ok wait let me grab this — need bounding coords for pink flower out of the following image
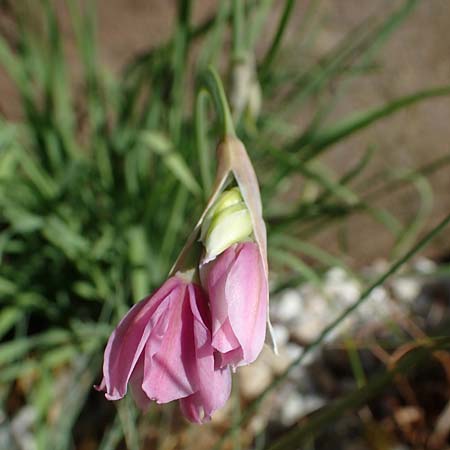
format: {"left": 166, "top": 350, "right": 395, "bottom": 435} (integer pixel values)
{"left": 96, "top": 275, "right": 231, "bottom": 423}
{"left": 201, "top": 242, "right": 268, "bottom": 368}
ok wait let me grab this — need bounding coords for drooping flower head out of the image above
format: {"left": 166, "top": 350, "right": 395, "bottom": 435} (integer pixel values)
{"left": 97, "top": 125, "right": 275, "bottom": 422}
{"left": 96, "top": 274, "right": 231, "bottom": 423}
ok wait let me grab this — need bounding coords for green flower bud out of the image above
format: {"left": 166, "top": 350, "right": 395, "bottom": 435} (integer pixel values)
{"left": 201, "top": 187, "right": 253, "bottom": 260}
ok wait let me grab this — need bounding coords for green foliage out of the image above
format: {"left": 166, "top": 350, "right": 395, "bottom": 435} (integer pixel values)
{"left": 1, "top": 0, "right": 450, "bottom": 448}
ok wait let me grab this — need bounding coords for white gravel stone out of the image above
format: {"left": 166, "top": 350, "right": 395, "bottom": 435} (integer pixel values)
{"left": 357, "top": 286, "right": 390, "bottom": 320}
{"left": 284, "top": 342, "right": 303, "bottom": 363}
{"left": 239, "top": 359, "right": 273, "bottom": 399}
{"left": 391, "top": 277, "right": 421, "bottom": 303}
{"left": 271, "top": 288, "right": 304, "bottom": 323}
{"left": 270, "top": 323, "right": 290, "bottom": 347}
{"left": 414, "top": 257, "right": 436, "bottom": 274}
{"left": 279, "top": 393, "right": 325, "bottom": 426}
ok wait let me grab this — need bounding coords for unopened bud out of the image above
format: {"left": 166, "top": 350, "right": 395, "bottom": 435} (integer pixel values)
{"left": 201, "top": 187, "right": 252, "bottom": 261}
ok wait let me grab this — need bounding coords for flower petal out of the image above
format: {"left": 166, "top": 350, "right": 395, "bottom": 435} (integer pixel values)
{"left": 225, "top": 242, "right": 267, "bottom": 365}
{"left": 212, "top": 318, "right": 241, "bottom": 354}
{"left": 201, "top": 249, "right": 240, "bottom": 353}
{"left": 216, "top": 347, "right": 243, "bottom": 369}
{"left": 99, "top": 277, "right": 181, "bottom": 400}
{"left": 185, "top": 284, "right": 232, "bottom": 421}
{"left": 204, "top": 242, "right": 267, "bottom": 367}
{"left": 179, "top": 392, "right": 206, "bottom": 423}
{"left": 129, "top": 355, "right": 151, "bottom": 411}
{"left": 142, "top": 284, "right": 197, "bottom": 403}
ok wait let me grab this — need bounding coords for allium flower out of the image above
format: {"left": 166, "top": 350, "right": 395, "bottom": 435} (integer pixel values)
{"left": 97, "top": 129, "right": 276, "bottom": 423}
{"left": 200, "top": 241, "right": 267, "bottom": 368}
{"left": 96, "top": 275, "right": 231, "bottom": 423}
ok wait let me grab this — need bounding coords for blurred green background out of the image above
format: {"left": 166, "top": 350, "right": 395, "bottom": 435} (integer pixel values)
{"left": 1, "top": 1, "right": 450, "bottom": 449}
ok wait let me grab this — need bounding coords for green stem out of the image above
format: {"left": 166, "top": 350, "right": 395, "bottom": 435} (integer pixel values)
{"left": 232, "top": 0, "right": 245, "bottom": 61}
{"left": 195, "top": 67, "right": 235, "bottom": 195}
{"left": 210, "top": 67, "right": 236, "bottom": 137}
{"left": 196, "top": 66, "right": 236, "bottom": 139}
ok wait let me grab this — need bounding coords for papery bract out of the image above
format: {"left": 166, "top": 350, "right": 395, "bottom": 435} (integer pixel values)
{"left": 201, "top": 242, "right": 268, "bottom": 368}
{"left": 96, "top": 275, "right": 231, "bottom": 423}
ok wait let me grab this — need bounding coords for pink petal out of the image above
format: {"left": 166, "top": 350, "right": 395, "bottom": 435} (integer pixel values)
{"left": 100, "top": 277, "right": 181, "bottom": 400}
{"left": 201, "top": 250, "right": 241, "bottom": 354}
{"left": 179, "top": 392, "right": 206, "bottom": 423}
{"left": 205, "top": 242, "right": 267, "bottom": 367}
{"left": 200, "top": 249, "right": 235, "bottom": 334}
{"left": 142, "top": 284, "right": 197, "bottom": 403}
{"left": 226, "top": 242, "right": 267, "bottom": 365}
{"left": 216, "top": 347, "right": 243, "bottom": 369}
{"left": 212, "top": 318, "right": 241, "bottom": 354}
{"left": 182, "top": 284, "right": 232, "bottom": 422}
{"left": 129, "top": 355, "right": 151, "bottom": 411}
